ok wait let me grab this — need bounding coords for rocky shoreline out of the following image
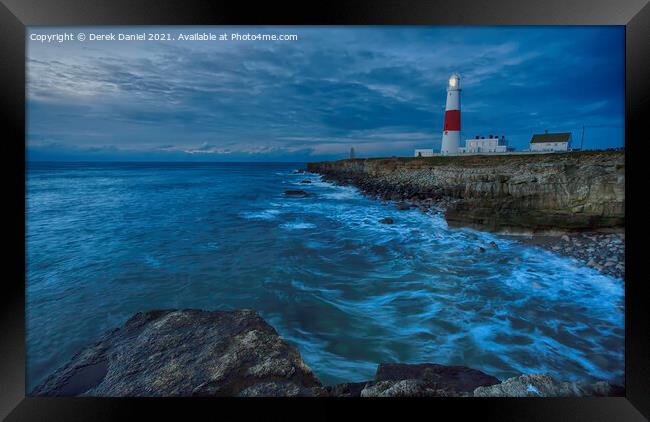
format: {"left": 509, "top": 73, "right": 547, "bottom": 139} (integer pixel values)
{"left": 307, "top": 151, "right": 624, "bottom": 231}
{"left": 512, "top": 231, "right": 625, "bottom": 279}
{"left": 306, "top": 151, "right": 625, "bottom": 279}
{"left": 32, "top": 309, "right": 624, "bottom": 397}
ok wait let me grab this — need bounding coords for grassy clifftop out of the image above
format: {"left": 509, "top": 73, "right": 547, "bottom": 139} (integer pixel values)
{"left": 312, "top": 149, "right": 623, "bottom": 168}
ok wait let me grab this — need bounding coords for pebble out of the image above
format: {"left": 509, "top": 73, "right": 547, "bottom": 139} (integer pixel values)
{"left": 524, "top": 232, "right": 624, "bottom": 279}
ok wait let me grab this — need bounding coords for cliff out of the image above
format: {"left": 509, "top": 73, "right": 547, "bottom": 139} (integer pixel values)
{"left": 307, "top": 151, "right": 624, "bottom": 233}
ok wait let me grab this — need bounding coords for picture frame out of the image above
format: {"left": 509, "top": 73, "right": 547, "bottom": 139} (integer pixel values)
{"left": 1, "top": 0, "right": 648, "bottom": 420}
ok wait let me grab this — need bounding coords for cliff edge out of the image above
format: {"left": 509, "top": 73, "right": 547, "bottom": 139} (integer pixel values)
{"left": 307, "top": 151, "right": 624, "bottom": 233}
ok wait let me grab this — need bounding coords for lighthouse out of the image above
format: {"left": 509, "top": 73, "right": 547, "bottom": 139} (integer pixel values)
{"left": 440, "top": 73, "right": 461, "bottom": 155}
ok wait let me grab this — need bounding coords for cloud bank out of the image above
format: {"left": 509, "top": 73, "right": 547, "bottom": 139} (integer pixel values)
{"left": 27, "top": 26, "right": 624, "bottom": 161}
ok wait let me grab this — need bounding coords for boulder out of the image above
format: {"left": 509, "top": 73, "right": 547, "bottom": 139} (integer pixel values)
{"left": 372, "top": 363, "right": 500, "bottom": 395}
{"left": 327, "top": 381, "right": 369, "bottom": 397}
{"left": 473, "top": 373, "right": 624, "bottom": 397}
{"left": 395, "top": 202, "right": 411, "bottom": 211}
{"left": 379, "top": 218, "right": 394, "bottom": 224}
{"left": 361, "top": 379, "right": 469, "bottom": 397}
{"left": 284, "top": 190, "right": 310, "bottom": 197}
{"left": 32, "top": 309, "right": 322, "bottom": 397}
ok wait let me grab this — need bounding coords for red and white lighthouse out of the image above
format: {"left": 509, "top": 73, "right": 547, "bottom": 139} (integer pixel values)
{"left": 440, "top": 73, "right": 461, "bottom": 155}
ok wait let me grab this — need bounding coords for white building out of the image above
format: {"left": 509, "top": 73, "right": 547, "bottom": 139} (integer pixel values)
{"left": 414, "top": 149, "right": 434, "bottom": 157}
{"left": 459, "top": 135, "right": 511, "bottom": 154}
{"left": 529, "top": 131, "right": 571, "bottom": 152}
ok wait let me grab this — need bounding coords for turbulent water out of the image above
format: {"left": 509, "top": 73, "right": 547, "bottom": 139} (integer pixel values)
{"left": 26, "top": 162, "right": 624, "bottom": 392}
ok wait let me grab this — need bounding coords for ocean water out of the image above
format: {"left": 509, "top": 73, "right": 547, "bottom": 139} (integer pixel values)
{"left": 26, "top": 162, "right": 625, "bottom": 392}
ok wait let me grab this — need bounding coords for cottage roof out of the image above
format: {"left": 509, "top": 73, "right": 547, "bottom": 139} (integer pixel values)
{"left": 530, "top": 132, "right": 571, "bottom": 143}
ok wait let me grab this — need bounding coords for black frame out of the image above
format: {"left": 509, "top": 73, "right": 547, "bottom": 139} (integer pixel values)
{"left": 1, "top": 0, "right": 648, "bottom": 420}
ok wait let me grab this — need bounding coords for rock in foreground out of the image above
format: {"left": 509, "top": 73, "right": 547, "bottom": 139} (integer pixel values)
{"left": 376, "top": 363, "right": 500, "bottom": 390}
{"left": 33, "top": 310, "right": 624, "bottom": 398}
{"left": 473, "top": 373, "right": 624, "bottom": 397}
{"left": 33, "top": 309, "right": 322, "bottom": 397}
{"left": 326, "top": 381, "right": 369, "bottom": 397}
{"left": 360, "top": 363, "right": 500, "bottom": 397}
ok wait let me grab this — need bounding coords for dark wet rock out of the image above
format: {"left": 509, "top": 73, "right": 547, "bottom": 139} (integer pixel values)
{"left": 308, "top": 386, "right": 331, "bottom": 397}
{"left": 300, "top": 180, "right": 312, "bottom": 184}
{"left": 487, "top": 241, "right": 499, "bottom": 249}
{"left": 379, "top": 218, "right": 394, "bottom": 224}
{"left": 361, "top": 379, "right": 469, "bottom": 397}
{"left": 373, "top": 363, "right": 500, "bottom": 395}
{"left": 478, "top": 247, "right": 486, "bottom": 253}
{"left": 473, "top": 373, "right": 624, "bottom": 397}
{"left": 284, "top": 190, "right": 311, "bottom": 197}
{"left": 32, "top": 309, "right": 322, "bottom": 397}
{"left": 395, "top": 202, "right": 411, "bottom": 211}
{"left": 327, "top": 381, "right": 369, "bottom": 397}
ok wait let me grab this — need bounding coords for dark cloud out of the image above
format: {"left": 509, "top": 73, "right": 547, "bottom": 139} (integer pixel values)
{"left": 27, "top": 26, "right": 624, "bottom": 161}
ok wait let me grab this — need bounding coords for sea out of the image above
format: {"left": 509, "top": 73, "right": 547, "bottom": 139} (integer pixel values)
{"left": 26, "top": 162, "right": 625, "bottom": 392}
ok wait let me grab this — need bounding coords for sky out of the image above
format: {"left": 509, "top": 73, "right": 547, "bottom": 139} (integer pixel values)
{"left": 27, "top": 26, "right": 625, "bottom": 162}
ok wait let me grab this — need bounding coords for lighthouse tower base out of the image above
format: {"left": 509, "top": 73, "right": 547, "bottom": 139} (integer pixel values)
{"left": 441, "top": 131, "right": 460, "bottom": 155}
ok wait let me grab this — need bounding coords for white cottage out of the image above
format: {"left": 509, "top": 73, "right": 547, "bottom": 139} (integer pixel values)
{"left": 414, "top": 149, "right": 434, "bottom": 157}
{"left": 459, "top": 135, "right": 510, "bottom": 154}
{"left": 529, "top": 131, "right": 571, "bottom": 152}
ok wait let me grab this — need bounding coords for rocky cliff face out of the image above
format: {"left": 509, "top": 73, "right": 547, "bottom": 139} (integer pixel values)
{"left": 307, "top": 151, "right": 624, "bottom": 233}
{"left": 33, "top": 309, "right": 624, "bottom": 397}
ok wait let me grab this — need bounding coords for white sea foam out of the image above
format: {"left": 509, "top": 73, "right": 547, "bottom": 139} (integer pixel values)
{"left": 322, "top": 186, "right": 360, "bottom": 200}
{"left": 239, "top": 209, "right": 281, "bottom": 220}
{"left": 275, "top": 174, "right": 625, "bottom": 383}
{"left": 280, "top": 221, "right": 316, "bottom": 230}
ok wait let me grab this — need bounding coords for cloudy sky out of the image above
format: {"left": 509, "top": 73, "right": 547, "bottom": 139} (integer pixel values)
{"left": 27, "top": 26, "right": 624, "bottom": 161}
